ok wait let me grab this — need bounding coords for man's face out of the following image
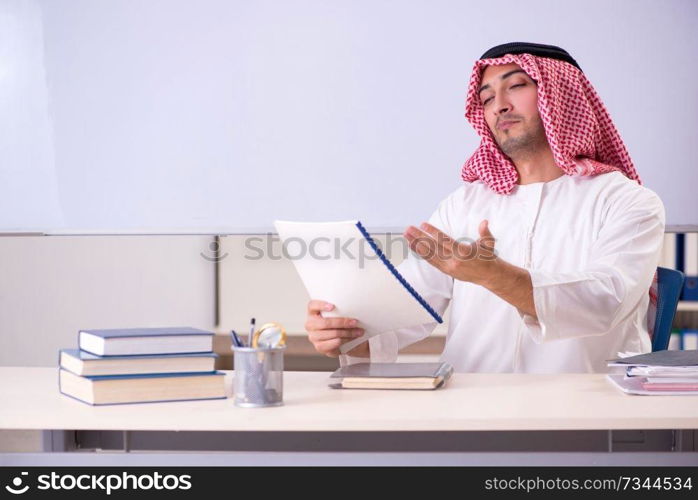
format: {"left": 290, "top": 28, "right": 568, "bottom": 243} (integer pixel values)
{"left": 478, "top": 63, "right": 547, "bottom": 158}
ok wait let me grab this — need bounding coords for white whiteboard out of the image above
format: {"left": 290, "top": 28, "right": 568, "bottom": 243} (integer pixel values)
{"left": 2, "top": 0, "right": 696, "bottom": 233}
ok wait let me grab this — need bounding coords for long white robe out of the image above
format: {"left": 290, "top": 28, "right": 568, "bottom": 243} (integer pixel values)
{"left": 341, "top": 171, "right": 665, "bottom": 373}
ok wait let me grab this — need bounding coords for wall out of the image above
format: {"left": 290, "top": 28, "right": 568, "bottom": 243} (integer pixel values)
{"left": 0, "top": 236, "right": 216, "bottom": 366}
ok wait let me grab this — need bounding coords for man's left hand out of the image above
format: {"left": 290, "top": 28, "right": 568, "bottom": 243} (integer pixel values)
{"left": 403, "top": 220, "right": 498, "bottom": 286}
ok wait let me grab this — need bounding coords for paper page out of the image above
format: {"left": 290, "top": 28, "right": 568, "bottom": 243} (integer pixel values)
{"left": 274, "top": 220, "right": 440, "bottom": 353}
{"left": 606, "top": 374, "right": 698, "bottom": 396}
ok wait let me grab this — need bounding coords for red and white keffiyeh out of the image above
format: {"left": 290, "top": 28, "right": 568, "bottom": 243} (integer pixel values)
{"left": 460, "top": 52, "right": 658, "bottom": 340}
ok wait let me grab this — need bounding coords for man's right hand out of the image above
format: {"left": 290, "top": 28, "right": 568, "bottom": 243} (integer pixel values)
{"left": 304, "top": 300, "right": 368, "bottom": 358}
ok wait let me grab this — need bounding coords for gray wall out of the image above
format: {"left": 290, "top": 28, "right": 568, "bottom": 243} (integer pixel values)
{"left": 0, "top": 236, "right": 215, "bottom": 366}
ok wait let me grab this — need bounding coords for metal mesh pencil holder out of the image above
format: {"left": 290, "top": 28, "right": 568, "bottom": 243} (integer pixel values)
{"left": 232, "top": 345, "right": 285, "bottom": 407}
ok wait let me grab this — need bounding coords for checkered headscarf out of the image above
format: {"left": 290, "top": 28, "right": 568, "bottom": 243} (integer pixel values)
{"left": 460, "top": 43, "right": 658, "bottom": 341}
{"left": 461, "top": 51, "right": 641, "bottom": 192}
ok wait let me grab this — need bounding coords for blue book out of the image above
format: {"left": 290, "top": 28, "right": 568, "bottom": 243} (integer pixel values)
{"left": 683, "top": 276, "right": 698, "bottom": 301}
{"left": 58, "top": 369, "right": 226, "bottom": 406}
{"left": 59, "top": 349, "right": 218, "bottom": 377}
{"left": 78, "top": 327, "right": 214, "bottom": 356}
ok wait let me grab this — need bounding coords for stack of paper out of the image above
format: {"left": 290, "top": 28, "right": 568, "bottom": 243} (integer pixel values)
{"left": 606, "top": 350, "right": 698, "bottom": 395}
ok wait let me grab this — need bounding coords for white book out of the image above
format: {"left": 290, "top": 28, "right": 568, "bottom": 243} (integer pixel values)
{"left": 660, "top": 233, "right": 676, "bottom": 269}
{"left": 274, "top": 220, "right": 442, "bottom": 354}
{"left": 683, "top": 332, "right": 698, "bottom": 351}
{"left": 686, "top": 233, "right": 698, "bottom": 275}
{"left": 78, "top": 327, "right": 214, "bottom": 356}
{"left": 59, "top": 349, "right": 217, "bottom": 376}
{"left": 668, "top": 333, "right": 682, "bottom": 351}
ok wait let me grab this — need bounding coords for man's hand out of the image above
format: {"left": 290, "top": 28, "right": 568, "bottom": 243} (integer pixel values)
{"left": 403, "top": 220, "right": 498, "bottom": 286}
{"left": 304, "top": 300, "right": 369, "bottom": 358}
{"left": 404, "top": 220, "right": 537, "bottom": 319}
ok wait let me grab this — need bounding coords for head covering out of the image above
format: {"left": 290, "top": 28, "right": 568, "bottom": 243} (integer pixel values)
{"left": 480, "top": 42, "right": 582, "bottom": 70}
{"left": 461, "top": 42, "right": 641, "bottom": 194}
{"left": 461, "top": 42, "right": 658, "bottom": 340}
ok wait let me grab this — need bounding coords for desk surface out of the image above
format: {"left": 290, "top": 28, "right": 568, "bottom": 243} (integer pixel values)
{"left": 1, "top": 368, "right": 697, "bottom": 432}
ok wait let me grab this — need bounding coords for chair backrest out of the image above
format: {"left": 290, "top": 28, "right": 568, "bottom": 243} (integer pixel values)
{"left": 652, "top": 266, "right": 685, "bottom": 352}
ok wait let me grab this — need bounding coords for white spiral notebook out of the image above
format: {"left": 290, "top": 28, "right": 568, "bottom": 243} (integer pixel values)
{"left": 274, "top": 220, "right": 443, "bottom": 353}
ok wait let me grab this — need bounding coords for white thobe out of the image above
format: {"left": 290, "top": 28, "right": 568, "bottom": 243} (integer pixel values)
{"left": 341, "top": 171, "right": 665, "bottom": 373}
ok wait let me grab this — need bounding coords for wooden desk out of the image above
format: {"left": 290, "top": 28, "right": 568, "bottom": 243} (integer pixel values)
{"left": 1, "top": 368, "right": 697, "bottom": 466}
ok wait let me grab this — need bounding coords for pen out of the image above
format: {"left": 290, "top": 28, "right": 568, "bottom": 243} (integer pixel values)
{"left": 249, "top": 317, "right": 256, "bottom": 347}
{"left": 230, "top": 329, "right": 242, "bottom": 348}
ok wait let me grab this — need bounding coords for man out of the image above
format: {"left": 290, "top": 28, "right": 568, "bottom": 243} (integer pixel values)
{"left": 304, "top": 42, "right": 665, "bottom": 373}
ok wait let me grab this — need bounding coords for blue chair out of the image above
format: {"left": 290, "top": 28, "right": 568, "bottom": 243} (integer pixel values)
{"left": 652, "top": 266, "right": 685, "bottom": 352}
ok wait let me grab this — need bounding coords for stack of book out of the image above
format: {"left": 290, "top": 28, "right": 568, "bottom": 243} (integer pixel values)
{"left": 606, "top": 350, "right": 698, "bottom": 395}
{"left": 59, "top": 327, "right": 226, "bottom": 405}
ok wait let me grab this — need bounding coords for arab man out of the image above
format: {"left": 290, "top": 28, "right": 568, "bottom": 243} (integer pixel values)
{"left": 304, "top": 42, "right": 665, "bottom": 373}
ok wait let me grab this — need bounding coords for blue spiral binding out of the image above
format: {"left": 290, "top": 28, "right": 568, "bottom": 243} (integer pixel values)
{"left": 355, "top": 221, "right": 443, "bottom": 324}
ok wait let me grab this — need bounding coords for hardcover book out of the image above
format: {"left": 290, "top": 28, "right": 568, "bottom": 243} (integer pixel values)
{"left": 59, "top": 349, "right": 218, "bottom": 376}
{"left": 78, "top": 326, "right": 214, "bottom": 356}
{"left": 59, "top": 369, "right": 226, "bottom": 405}
{"left": 329, "top": 362, "right": 454, "bottom": 390}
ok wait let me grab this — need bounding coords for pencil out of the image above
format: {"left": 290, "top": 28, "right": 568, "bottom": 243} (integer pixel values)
{"left": 249, "top": 317, "right": 256, "bottom": 347}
